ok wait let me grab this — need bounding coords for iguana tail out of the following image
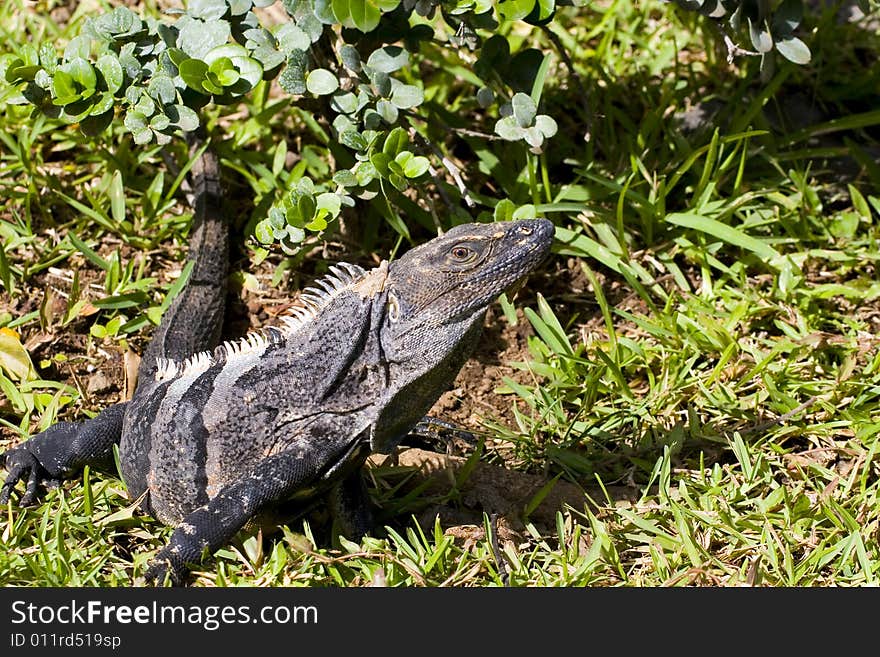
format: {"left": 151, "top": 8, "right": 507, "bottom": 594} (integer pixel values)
{"left": 1, "top": 135, "right": 230, "bottom": 507}
{"left": 137, "top": 135, "right": 229, "bottom": 384}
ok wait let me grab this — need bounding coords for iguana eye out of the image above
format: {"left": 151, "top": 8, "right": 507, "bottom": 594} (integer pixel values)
{"left": 449, "top": 245, "right": 475, "bottom": 263}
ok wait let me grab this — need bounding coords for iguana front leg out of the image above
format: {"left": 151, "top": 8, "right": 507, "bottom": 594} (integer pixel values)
{"left": 145, "top": 445, "right": 350, "bottom": 585}
{"left": 0, "top": 402, "right": 127, "bottom": 505}
{"left": 403, "top": 416, "right": 478, "bottom": 454}
{"left": 328, "top": 471, "right": 374, "bottom": 540}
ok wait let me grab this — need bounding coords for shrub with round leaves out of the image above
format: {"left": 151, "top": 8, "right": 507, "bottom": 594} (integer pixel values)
{"left": 0, "top": 0, "right": 820, "bottom": 251}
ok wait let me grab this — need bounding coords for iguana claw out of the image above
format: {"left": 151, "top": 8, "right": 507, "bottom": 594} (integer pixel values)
{"left": 144, "top": 550, "right": 187, "bottom": 587}
{"left": 0, "top": 447, "right": 55, "bottom": 506}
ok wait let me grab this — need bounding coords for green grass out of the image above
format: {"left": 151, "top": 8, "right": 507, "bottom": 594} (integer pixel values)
{"left": 1, "top": 0, "right": 879, "bottom": 586}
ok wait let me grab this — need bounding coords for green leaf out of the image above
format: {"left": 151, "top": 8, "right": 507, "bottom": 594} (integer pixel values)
{"left": 20, "top": 44, "right": 41, "bottom": 68}
{"left": 523, "top": 126, "right": 545, "bottom": 148}
{"left": 511, "top": 92, "right": 537, "bottom": 128}
{"left": 305, "top": 215, "right": 327, "bottom": 231}
{"left": 664, "top": 212, "right": 782, "bottom": 263}
{"left": 51, "top": 70, "right": 79, "bottom": 102}
{"left": 254, "top": 218, "right": 275, "bottom": 244}
{"left": 150, "top": 113, "right": 171, "bottom": 131}
{"left": 204, "top": 43, "right": 249, "bottom": 65}
{"left": 371, "top": 70, "right": 391, "bottom": 97}
{"left": 316, "top": 192, "right": 342, "bottom": 216}
{"left": 203, "top": 44, "right": 263, "bottom": 93}
{"left": 772, "top": 0, "right": 803, "bottom": 33}
{"left": 211, "top": 58, "right": 241, "bottom": 86}
{"left": 340, "top": 45, "right": 361, "bottom": 72}
{"left": 366, "top": 46, "right": 409, "bottom": 73}
{"left": 166, "top": 48, "right": 189, "bottom": 68}
{"left": 397, "top": 152, "right": 429, "bottom": 178}
{"left": 295, "top": 193, "right": 317, "bottom": 224}
{"left": 356, "top": 161, "right": 378, "bottom": 185}
{"left": 363, "top": 109, "right": 382, "bottom": 129}
{"left": 775, "top": 36, "right": 811, "bottom": 64}
{"left": 177, "top": 16, "right": 231, "bottom": 59}
{"left": 388, "top": 173, "right": 407, "bottom": 192}
{"left": 88, "top": 92, "right": 114, "bottom": 116}
{"left": 313, "top": 0, "right": 338, "bottom": 24}
{"left": 512, "top": 204, "right": 536, "bottom": 219}
{"left": 178, "top": 58, "right": 210, "bottom": 93}
{"left": 250, "top": 45, "right": 285, "bottom": 72}
{"left": 89, "top": 6, "right": 143, "bottom": 40}
{"left": 230, "top": 56, "right": 263, "bottom": 91}
{"left": 306, "top": 68, "right": 338, "bottom": 95}
{"left": 339, "top": 130, "right": 367, "bottom": 151}
{"left": 123, "top": 109, "right": 148, "bottom": 131}
{"left": 370, "top": 152, "right": 392, "bottom": 176}
{"left": 275, "top": 22, "right": 311, "bottom": 52}
{"left": 347, "top": 0, "right": 382, "bottom": 32}
{"left": 38, "top": 43, "right": 56, "bottom": 72}
{"left": 0, "top": 328, "right": 36, "bottom": 382}
{"left": 390, "top": 83, "right": 423, "bottom": 109}
{"left": 535, "top": 114, "right": 557, "bottom": 138}
{"left": 66, "top": 58, "right": 97, "bottom": 91}
{"left": 165, "top": 104, "right": 200, "bottom": 131}
{"left": 383, "top": 127, "right": 409, "bottom": 157}
{"left": 67, "top": 232, "right": 110, "bottom": 270}
{"left": 132, "top": 126, "right": 153, "bottom": 145}
{"left": 376, "top": 99, "right": 398, "bottom": 123}
{"left": 333, "top": 170, "right": 359, "bottom": 187}
{"left": 188, "top": 0, "right": 229, "bottom": 20}
{"left": 748, "top": 18, "right": 774, "bottom": 53}
{"left": 63, "top": 35, "right": 91, "bottom": 62}
{"left": 230, "top": 0, "right": 255, "bottom": 14}
{"left": 279, "top": 49, "right": 308, "bottom": 95}
{"left": 331, "top": 91, "right": 358, "bottom": 114}
{"left": 498, "top": 0, "right": 537, "bottom": 22}
{"left": 524, "top": 0, "right": 555, "bottom": 25}
{"left": 494, "top": 115, "right": 525, "bottom": 141}
{"left": 96, "top": 54, "right": 123, "bottom": 93}
{"left": 6, "top": 58, "right": 41, "bottom": 84}
{"left": 135, "top": 93, "right": 156, "bottom": 117}
{"left": 147, "top": 75, "right": 177, "bottom": 104}
{"left": 79, "top": 109, "right": 114, "bottom": 137}
{"left": 494, "top": 199, "right": 516, "bottom": 222}
{"left": 505, "top": 48, "right": 544, "bottom": 94}
{"left": 829, "top": 211, "right": 859, "bottom": 239}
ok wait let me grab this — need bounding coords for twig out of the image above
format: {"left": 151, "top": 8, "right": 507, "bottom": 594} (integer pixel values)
{"left": 439, "top": 155, "right": 476, "bottom": 208}
{"left": 412, "top": 130, "right": 477, "bottom": 208}
{"left": 746, "top": 395, "right": 820, "bottom": 435}
{"left": 722, "top": 34, "right": 760, "bottom": 64}
{"left": 451, "top": 127, "right": 499, "bottom": 140}
{"left": 488, "top": 513, "right": 510, "bottom": 587}
{"left": 426, "top": 162, "right": 456, "bottom": 216}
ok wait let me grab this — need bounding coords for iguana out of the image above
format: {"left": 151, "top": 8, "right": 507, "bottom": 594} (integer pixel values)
{"left": 0, "top": 142, "right": 554, "bottom": 584}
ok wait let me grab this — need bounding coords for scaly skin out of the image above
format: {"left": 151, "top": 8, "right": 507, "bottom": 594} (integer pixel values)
{"left": 1, "top": 140, "right": 554, "bottom": 584}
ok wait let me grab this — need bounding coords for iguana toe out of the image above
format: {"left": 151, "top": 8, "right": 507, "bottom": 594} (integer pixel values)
{"left": 144, "top": 552, "right": 187, "bottom": 587}
{"left": 0, "top": 447, "right": 47, "bottom": 506}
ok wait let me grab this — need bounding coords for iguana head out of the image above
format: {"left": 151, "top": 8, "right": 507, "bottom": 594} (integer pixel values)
{"left": 366, "top": 218, "right": 553, "bottom": 451}
{"left": 384, "top": 218, "right": 554, "bottom": 331}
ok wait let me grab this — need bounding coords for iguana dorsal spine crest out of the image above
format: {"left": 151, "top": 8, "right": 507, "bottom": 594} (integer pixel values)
{"left": 153, "top": 261, "right": 367, "bottom": 383}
